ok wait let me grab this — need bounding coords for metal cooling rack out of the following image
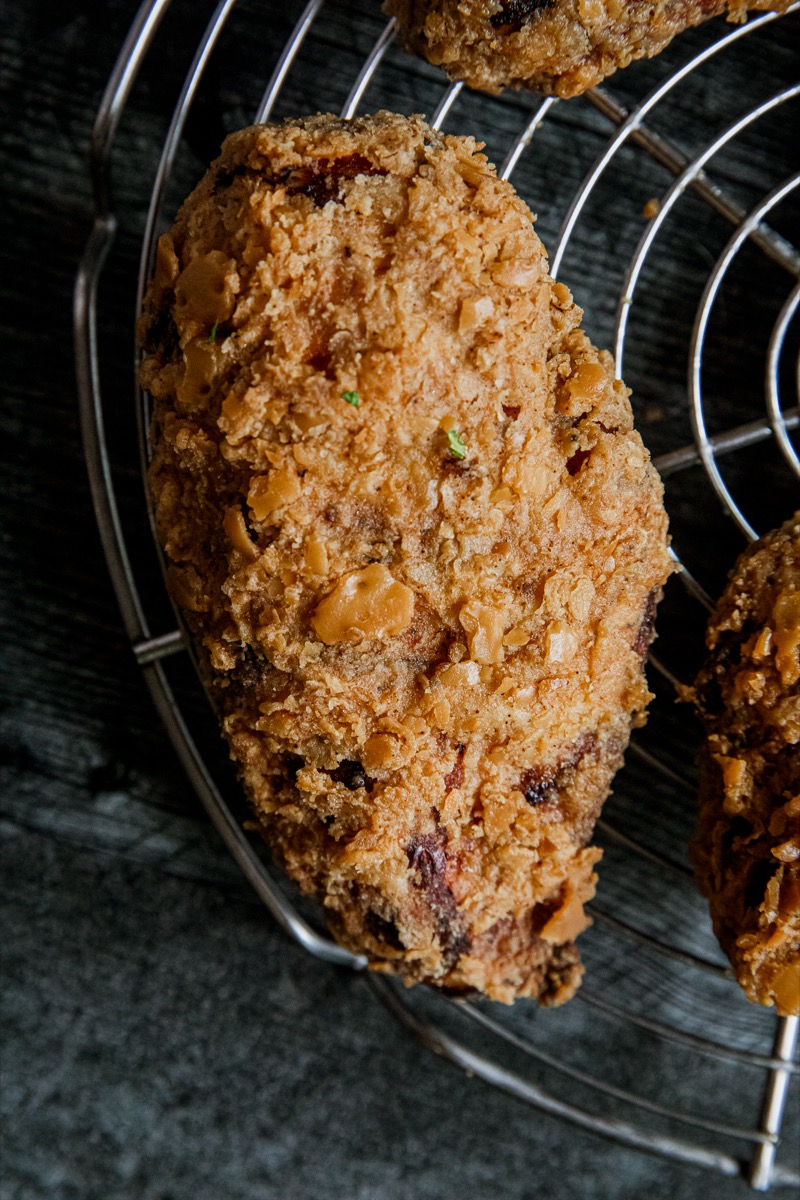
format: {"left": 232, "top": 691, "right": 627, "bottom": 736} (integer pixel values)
{"left": 75, "top": 0, "right": 800, "bottom": 1188}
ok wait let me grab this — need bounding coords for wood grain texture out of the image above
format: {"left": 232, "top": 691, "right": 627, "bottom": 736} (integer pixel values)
{"left": 2, "top": 1, "right": 799, "bottom": 1195}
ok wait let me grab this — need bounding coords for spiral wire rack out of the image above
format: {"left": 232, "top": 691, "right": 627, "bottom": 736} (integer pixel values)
{"left": 75, "top": 0, "right": 800, "bottom": 1188}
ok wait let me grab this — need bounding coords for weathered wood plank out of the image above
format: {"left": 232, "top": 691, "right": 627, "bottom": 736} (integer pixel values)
{"left": 2, "top": 3, "right": 799, "bottom": 1194}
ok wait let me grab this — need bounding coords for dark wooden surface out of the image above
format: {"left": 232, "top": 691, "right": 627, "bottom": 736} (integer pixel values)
{"left": 2, "top": 2, "right": 799, "bottom": 1197}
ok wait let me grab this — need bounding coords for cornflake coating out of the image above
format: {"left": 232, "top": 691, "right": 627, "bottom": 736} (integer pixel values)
{"left": 691, "top": 515, "right": 800, "bottom": 1017}
{"left": 384, "top": 0, "right": 790, "bottom": 97}
{"left": 139, "top": 112, "right": 672, "bottom": 1003}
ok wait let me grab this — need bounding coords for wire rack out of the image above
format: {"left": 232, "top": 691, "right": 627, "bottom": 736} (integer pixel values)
{"left": 74, "top": 0, "right": 800, "bottom": 1188}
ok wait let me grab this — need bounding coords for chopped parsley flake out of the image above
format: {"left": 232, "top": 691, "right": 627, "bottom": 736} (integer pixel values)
{"left": 206, "top": 321, "right": 219, "bottom": 344}
{"left": 446, "top": 429, "right": 467, "bottom": 459}
{"left": 342, "top": 390, "right": 361, "bottom": 407}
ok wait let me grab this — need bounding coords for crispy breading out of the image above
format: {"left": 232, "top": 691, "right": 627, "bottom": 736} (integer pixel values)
{"left": 385, "top": 0, "right": 791, "bottom": 97}
{"left": 691, "top": 514, "right": 800, "bottom": 1017}
{"left": 140, "top": 112, "right": 672, "bottom": 1002}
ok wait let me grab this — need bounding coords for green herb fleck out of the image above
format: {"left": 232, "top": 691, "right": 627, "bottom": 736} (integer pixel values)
{"left": 342, "top": 390, "right": 360, "bottom": 407}
{"left": 206, "top": 321, "right": 219, "bottom": 344}
{"left": 446, "top": 429, "right": 467, "bottom": 459}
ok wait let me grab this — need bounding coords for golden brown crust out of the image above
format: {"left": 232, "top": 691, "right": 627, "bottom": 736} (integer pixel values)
{"left": 691, "top": 514, "right": 800, "bottom": 1017}
{"left": 384, "top": 0, "right": 791, "bottom": 97}
{"left": 140, "top": 112, "right": 672, "bottom": 1003}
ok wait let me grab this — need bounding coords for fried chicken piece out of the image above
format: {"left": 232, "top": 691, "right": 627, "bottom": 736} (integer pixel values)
{"left": 385, "top": 0, "right": 791, "bottom": 97}
{"left": 139, "top": 112, "right": 672, "bottom": 1003}
{"left": 691, "top": 515, "right": 800, "bottom": 1016}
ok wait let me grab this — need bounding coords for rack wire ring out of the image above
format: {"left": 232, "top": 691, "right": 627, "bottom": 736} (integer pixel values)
{"left": 75, "top": 0, "right": 800, "bottom": 1189}
{"left": 765, "top": 282, "right": 800, "bottom": 477}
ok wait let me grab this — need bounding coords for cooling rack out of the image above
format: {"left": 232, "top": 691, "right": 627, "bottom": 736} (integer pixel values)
{"left": 75, "top": 0, "right": 800, "bottom": 1188}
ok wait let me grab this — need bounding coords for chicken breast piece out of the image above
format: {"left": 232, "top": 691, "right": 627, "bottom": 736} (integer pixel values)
{"left": 384, "top": 0, "right": 790, "bottom": 97}
{"left": 139, "top": 112, "right": 672, "bottom": 1003}
{"left": 691, "top": 514, "right": 800, "bottom": 1017}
